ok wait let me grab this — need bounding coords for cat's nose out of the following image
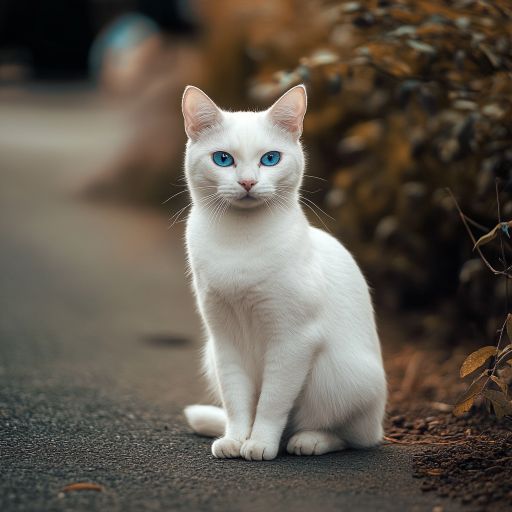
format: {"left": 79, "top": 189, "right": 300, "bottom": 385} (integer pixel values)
{"left": 238, "top": 179, "right": 257, "bottom": 192}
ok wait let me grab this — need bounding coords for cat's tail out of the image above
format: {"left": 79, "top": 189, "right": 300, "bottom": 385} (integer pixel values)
{"left": 183, "top": 404, "right": 226, "bottom": 437}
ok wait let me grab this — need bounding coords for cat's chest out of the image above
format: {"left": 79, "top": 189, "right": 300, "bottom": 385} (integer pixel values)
{"left": 186, "top": 208, "right": 304, "bottom": 297}
{"left": 192, "top": 241, "right": 275, "bottom": 295}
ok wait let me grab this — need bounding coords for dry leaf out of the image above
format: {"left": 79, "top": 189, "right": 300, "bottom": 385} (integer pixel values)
{"left": 499, "top": 342, "right": 512, "bottom": 357}
{"left": 460, "top": 346, "right": 497, "bottom": 378}
{"left": 473, "top": 224, "right": 499, "bottom": 250}
{"left": 506, "top": 315, "right": 512, "bottom": 344}
{"left": 453, "top": 396, "right": 476, "bottom": 416}
{"left": 61, "top": 482, "right": 105, "bottom": 493}
{"left": 426, "top": 468, "right": 444, "bottom": 476}
{"left": 473, "top": 221, "right": 512, "bottom": 250}
{"left": 482, "top": 389, "right": 512, "bottom": 419}
{"left": 490, "top": 375, "right": 509, "bottom": 396}
{"left": 453, "top": 373, "right": 488, "bottom": 416}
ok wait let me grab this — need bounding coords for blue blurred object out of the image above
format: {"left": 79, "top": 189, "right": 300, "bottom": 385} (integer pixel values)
{"left": 89, "top": 12, "right": 160, "bottom": 80}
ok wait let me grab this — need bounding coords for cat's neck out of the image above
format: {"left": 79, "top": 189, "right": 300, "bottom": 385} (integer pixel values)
{"left": 190, "top": 192, "right": 308, "bottom": 242}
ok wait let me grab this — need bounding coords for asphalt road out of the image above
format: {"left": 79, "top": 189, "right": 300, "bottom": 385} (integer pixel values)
{"left": 0, "top": 90, "right": 463, "bottom": 512}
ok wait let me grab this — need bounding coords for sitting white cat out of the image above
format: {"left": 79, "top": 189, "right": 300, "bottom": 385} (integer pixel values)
{"left": 181, "top": 84, "right": 387, "bottom": 461}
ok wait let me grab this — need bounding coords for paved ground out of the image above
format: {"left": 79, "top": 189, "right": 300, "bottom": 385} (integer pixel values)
{"left": 0, "top": 89, "right": 463, "bottom": 512}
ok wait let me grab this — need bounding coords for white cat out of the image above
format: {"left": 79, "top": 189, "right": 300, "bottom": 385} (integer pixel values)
{"left": 181, "top": 84, "right": 386, "bottom": 461}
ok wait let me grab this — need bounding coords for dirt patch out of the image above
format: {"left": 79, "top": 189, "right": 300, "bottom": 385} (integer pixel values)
{"left": 412, "top": 423, "right": 512, "bottom": 511}
{"left": 383, "top": 335, "right": 512, "bottom": 511}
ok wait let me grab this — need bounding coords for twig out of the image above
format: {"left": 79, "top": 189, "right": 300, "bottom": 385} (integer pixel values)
{"left": 446, "top": 188, "right": 512, "bottom": 279}
{"left": 496, "top": 179, "right": 510, "bottom": 314}
{"left": 465, "top": 216, "right": 490, "bottom": 232}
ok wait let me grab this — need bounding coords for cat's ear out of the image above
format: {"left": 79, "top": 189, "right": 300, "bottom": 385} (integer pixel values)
{"left": 182, "top": 86, "right": 222, "bottom": 140}
{"left": 267, "top": 85, "right": 307, "bottom": 139}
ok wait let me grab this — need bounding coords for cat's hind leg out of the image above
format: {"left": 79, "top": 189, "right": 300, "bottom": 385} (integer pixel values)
{"left": 286, "top": 430, "right": 345, "bottom": 456}
{"left": 340, "top": 407, "right": 384, "bottom": 449}
{"left": 286, "top": 406, "right": 383, "bottom": 456}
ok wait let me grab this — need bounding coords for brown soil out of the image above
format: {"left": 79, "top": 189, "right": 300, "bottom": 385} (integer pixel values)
{"left": 383, "top": 325, "right": 512, "bottom": 511}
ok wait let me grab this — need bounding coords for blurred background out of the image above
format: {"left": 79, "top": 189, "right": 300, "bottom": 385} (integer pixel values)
{"left": 3, "top": 4, "right": 512, "bottom": 508}
{"left": 1, "top": 0, "right": 512, "bottom": 406}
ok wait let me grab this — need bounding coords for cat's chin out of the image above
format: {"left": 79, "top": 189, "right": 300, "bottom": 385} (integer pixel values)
{"left": 230, "top": 197, "right": 265, "bottom": 210}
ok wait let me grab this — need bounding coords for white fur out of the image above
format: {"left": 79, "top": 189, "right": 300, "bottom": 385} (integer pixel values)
{"left": 184, "top": 405, "right": 226, "bottom": 437}
{"left": 181, "top": 85, "right": 387, "bottom": 461}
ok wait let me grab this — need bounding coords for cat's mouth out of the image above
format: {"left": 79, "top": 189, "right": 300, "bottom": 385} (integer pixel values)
{"left": 230, "top": 193, "right": 263, "bottom": 209}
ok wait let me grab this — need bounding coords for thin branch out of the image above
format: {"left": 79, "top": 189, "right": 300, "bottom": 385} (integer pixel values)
{"left": 496, "top": 179, "right": 510, "bottom": 314}
{"left": 465, "top": 216, "right": 490, "bottom": 233}
{"left": 446, "top": 188, "right": 512, "bottom": 279}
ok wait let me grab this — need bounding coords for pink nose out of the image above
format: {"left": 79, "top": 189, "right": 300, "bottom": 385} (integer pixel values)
{"left": 238, "top": 179, "right": 257, "bottom": 192}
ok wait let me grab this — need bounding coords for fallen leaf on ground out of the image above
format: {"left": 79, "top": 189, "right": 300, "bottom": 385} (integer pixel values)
{"left": 61, "top": 482, "right": 105, "bottom": 493}
{"left": 426, "top": 468, "right": 444, "bottom": 476}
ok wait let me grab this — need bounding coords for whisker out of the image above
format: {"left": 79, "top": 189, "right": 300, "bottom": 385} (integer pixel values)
{"left": 299, "top": 198, "right": 332, "bottom": 233}
{"left": 168, "top": 191, "right": 217, "bottom": 225}
{"left": 163, "top": 185, "right": 217, "bottom": 205}
{"left": 269, "top": 193, "right": 290, "bottom": 214}
{"left": 303, "top": 174, "right": 328, "bottom": 182}
{"left": 163, "top": 189, "right": 189, "bottom": 204}
{"left": 208, "top": 197, "right": 224, "bottom": 227}
{"left": 168, "top": 202, "right": 192, "bottom": 228}
{"left": 300, "top": 195, "right": 335, "bottom": 222}
{"left": 263, "top": 198, "right": 273, "bottom": 215}
{"left": 301, "top": 188, "right": 323, "bottom": 194}
{"left": 214, "top": 199, "right": 228, "bottom": 227}
{"left": 278, "top": 185, "right": 321, "bottom": 195}
{"left": 218, "top": 198, "right": 230, "bottom": 224}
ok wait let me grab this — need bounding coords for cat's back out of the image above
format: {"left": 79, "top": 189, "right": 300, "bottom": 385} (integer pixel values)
{"left": 308, "top": 226, "right": 371, "bottom": 300}
{"left": 308, "top": 226, "right": 380, "bottom": 357}
{"left": 309, "top": 226, "right": 359, "bottom": 271}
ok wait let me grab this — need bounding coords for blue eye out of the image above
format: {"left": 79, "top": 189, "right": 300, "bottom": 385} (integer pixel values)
{"left": 260, "top": 151, "right": 281, "bottom": 167}
{"left": 212, "top": 151, "right": 234, "bottom": 167}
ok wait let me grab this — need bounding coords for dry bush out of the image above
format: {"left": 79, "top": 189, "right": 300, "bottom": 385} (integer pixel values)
{"left": 249, "top": 0, "right": 512, "bottom": 345}
{"left": 451, "top": 191, "right": 512, "bottom": 418}
{"left": 89, "top": 1, "right": 512, "bottom": 354}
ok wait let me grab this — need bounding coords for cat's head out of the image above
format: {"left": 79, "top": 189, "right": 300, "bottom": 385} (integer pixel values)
{"left": 182, "top": 85, "right": 307, "bottom": 210}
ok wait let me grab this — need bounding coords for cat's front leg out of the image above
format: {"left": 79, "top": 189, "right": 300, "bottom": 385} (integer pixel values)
{"left": 240, "top": 333, "right": 318, "bottom": 461}
{"left": 210, "top": 340, "right": 255, "bottom": 458}
{"left": 203, "top": 297, "right": 256, "bottom": 458}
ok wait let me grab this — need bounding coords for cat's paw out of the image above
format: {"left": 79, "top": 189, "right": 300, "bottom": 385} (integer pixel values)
{"left": 211, "top": 437, "right": 243, "bottom": 458}
{"left": 286, "top": 430, "right": 346, "bottom": 456}
{"left": 240, "top": 439, "right": 279, "bottom": 461}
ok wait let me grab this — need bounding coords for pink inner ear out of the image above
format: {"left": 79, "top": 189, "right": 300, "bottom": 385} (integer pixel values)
{"left": 268, "top": 86, "right": 307, "bottom": 136}
{"left": 270, "top": 105, "right": 302, "bottom": 133}
{"left": 183, "top": 87, "right": 221, "bottom": 139}
{"left": 189, "top": 105, "right": 218, "bottom": 134}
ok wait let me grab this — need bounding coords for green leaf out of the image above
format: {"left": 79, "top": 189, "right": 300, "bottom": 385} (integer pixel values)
{"left": 482, "top": 389, "right": 512, "bottom": 419}
{"left": 460, "top": 346, "right": 497, "bottom": 378}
